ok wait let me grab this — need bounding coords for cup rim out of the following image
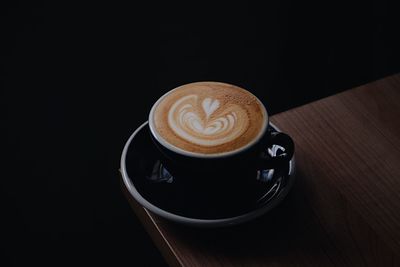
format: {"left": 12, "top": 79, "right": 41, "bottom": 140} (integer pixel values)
{"left": 148, "top": 81, "right": 269, "bottom": 159}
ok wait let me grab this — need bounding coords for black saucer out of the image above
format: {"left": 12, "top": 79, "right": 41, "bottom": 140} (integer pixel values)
{"left": 121, "top": 122, "right": 295, "bottom": 227}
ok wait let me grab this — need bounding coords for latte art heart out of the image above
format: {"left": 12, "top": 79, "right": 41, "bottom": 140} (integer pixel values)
{"left": 151, "top": 82, "right": 267, "bottom": 155}
{"left": 168, "top": 95, "right": 249, "bottom": 146}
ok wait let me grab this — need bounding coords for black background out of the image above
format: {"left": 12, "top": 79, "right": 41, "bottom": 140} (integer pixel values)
{"left": 2, "top": 1, "right": 400, "bottom": 266}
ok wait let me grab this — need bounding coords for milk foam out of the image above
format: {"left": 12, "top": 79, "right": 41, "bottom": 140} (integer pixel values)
{"left": 151, "top": 82, "right": 267, "bottom": 155}
{"left": 168, "top": 94, "right": 249, "bottom": 146}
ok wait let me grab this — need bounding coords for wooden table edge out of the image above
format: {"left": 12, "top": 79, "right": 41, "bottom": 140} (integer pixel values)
{"left": 120, "top": 174, "right": 184, "bottom": 267}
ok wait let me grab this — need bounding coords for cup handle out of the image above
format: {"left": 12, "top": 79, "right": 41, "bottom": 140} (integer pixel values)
{"left": 258, "top": 132, "right": 295, "bottom": 169}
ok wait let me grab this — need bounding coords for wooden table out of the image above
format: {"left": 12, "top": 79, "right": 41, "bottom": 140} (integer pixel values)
{"left": 123, "top": 74, "right": 400, "bottom": 266}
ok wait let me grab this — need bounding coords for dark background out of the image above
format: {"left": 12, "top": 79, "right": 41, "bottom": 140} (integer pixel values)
{"left": 2, "top": 1, "right": 399, "bottom": 266}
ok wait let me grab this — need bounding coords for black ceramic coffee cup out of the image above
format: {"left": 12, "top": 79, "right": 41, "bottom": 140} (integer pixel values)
{"left": 148, "top": 83, "right": 294, "bottom": 188}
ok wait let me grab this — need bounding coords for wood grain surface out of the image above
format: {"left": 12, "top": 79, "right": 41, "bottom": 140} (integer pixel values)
{"left": 122, "top": 73, "right": 400, "bottom": 266}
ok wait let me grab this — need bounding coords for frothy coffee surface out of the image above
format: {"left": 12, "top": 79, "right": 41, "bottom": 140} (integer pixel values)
{"left": 151, "top": 82, "right": 267, "bottom": 155}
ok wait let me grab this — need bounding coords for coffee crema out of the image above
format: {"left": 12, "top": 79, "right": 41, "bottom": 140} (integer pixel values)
{"left": 150, "top": 82, "right": 267, "bottom": 155}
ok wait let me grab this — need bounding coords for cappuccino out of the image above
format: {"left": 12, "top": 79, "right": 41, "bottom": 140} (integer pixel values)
{"left": 149, "top": 82, "right": 267, "bottom": 156}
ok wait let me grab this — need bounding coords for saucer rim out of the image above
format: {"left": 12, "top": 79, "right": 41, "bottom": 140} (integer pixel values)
{"left": 120, "top": 121, "right": 296, "bottom": 228}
